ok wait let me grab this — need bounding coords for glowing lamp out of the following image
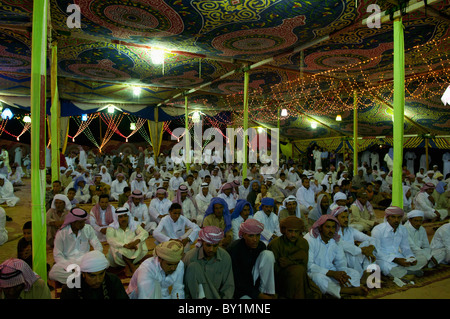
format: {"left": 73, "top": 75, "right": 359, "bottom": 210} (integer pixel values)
{"left": 311, "top": 122, "right": 317, "bottom": 129}
{"left": 336, "top": 114, "right": 342, "bottom": 121}
{"left": 1, "top": 108, "right": 13, "bottom": 120}
{"left": 23, "top": 115, "right": 31, "bottom": 123}
{"left": 280, "top": 109, "right": 288, "bottom": 117}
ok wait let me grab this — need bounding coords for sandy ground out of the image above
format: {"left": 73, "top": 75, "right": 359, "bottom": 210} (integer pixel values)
{"left": 1, "top": 177, "right": 450, "bottom": 299}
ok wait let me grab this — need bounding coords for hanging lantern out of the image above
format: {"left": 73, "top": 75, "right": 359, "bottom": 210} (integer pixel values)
{"left": 336, "top": 114, "right": 342, "bottom": 121}
{"left": 281, "top": 109, "right": 288, "bottom": 117}
{"left": 23, "top": 115, "right": 31, "bottom": 123}
{"left": 81, "top": 114, "right": 88, "bottom": 121}
{"left": 107, "top": 105, "right": 115, "bottom": 114}
{"left": 130, "top": 123, "right": 136, "bottom": 130}
{"left": 311, "top": 122, "right": 317, "bottom": 129}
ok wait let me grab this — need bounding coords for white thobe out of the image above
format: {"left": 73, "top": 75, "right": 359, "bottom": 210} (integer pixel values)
{"left": 238, "top": 185, "right": 250, "bottom": 200}
{"left": 430, "top": 223, "right": 450, "bottom": 265}
{"left": 106, "top": 224, "right": 149, "bottom": 267}
{"left": 169, "top": 176, "right": 184, "bottom": 192}
{"left": 110, "top": 180, "right": 128, "bottom": 201}
{"left": 180, "top": 198, "right": 198, "bottom": 222}
{"left": 0, "top": 179, "right": 20, "bottom": 206}
{"left": 209, "top": 176, "right": 222, "bottom": 192}
{"left": 337, "top": 226, "right": 379, "bottom": 278}
{"left": 420, "top": 154, "right": 431, "bottom": 171}
{"left": 195, "top": 193, "right": 212, "bottom": 216}
{"left": 131, "top": 180, "right": 151, "bottom": 198}
{"left": 124, "top": 202, "right": 155, "bottom": 233}
{"left": 404, "top": 152, "right": 416, "bottom": 175}
{"left": 127, "top": 256, "right": 185, "bottom": 299}
{"left": 217, "top": 193, "right": 237, "bottom": 211}
{"left": 404, "top": 221, "right": 432, "bottom": 262}
{"left": 371, "top": 222, "right": 426, "bottom": 277}
{"left": 14, "top": 147, "right": 22, "bottom": 166}
{"left": 414, "top": 192, "right": 448, "bottom": 220}
{"left": 304, "top": 232, "right": 360, "bottom": 299}
{"left": 49, "top": 224, "right": 103, "bottom": 284}
{"left": 313, "top": 150, "right": 322, "bottom": 169}
{"left": 88, "top": 206, "right": 117, "bottom": 242}
{"left": 296, "top": 186, "right": 315, "bottom": 210}
{"left": 253, "top": 211, "right": 281, "bottom": 246}
{"left": 153, "top": 215, "right": 200, "bottom": 245}
{"left": 198, "top": 169, "right": 210, "bottom": 179}
{"left": 148, "top": 198, "right": 172, "bottom": 224}
{"left": 148, "top": 178, "right": 163, "bottom": 194}
{"left": 443, "top": 152, "right": 450, "bottom": 178}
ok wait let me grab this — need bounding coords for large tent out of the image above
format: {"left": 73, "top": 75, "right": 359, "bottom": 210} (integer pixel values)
{"left": 1, "top": 0, "right": 449, "bottom": 152}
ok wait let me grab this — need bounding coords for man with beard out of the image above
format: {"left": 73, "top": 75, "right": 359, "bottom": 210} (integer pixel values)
{"left": 304, "top": 215, "right": 368, "bottom": 298}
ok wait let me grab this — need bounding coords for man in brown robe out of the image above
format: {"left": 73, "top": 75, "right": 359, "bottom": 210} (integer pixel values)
{"left": 267, "top": 216, "right": 321, "bottom": 299}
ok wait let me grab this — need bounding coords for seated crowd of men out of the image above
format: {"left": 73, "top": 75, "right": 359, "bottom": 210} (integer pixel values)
{"left": 1, "top": 146, "right": 450, "bottom": 300}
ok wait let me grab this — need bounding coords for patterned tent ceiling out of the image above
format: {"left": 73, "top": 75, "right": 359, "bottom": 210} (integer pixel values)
{"left": 0, "top": 0, "right": 449, "bottom": 141}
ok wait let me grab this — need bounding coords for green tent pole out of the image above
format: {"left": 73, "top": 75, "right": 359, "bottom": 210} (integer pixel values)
{"left": 184, "top": 95, "right": 190, "bottom": 173}
{"left": 30, "top": 0, "right": 48, "bottom": 281}
{"left": 51, "top": 43, "right": 60, "bottom": 183}
{"left": 242, "top": 68, "right": 249, "bottom": 181}
{"left": 392, "top": 18, "right": 405, "bottom": 208}
{"left": 353, "top": 91, "right": 358, "bottom": 176}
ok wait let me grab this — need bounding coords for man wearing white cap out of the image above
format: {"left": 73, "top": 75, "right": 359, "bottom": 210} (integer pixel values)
{"left": 371, "top": 206, "right": 427, "bottom": 281}
{"left": 404, "top": 210, "right": 438, "bottom": 269}
{"left": 110, "top": 173, "right": 128, "bottom": 201}
{"left": 60, "top": 250, "right": 129, "bottom": 299}
{"left": 49, "top": 208, "right": 103, "bottom": 284}
{"left": 106, "top": 207, "right": 149, "bottom": 277}
{"left": 195, "top": 182, "right": 213, "bottom": 218}
{"left": 265, "top": 176, "right": 284, "bottom": 204}
{"left": 210, "top": 167, "right": 222, "bottom": 194}
{"left": 414, "top": 183, "right": 448, "bottom": 221}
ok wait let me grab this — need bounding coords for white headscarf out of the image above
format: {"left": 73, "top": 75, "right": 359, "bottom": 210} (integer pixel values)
{"left": 80, "top": 250, "right": 109, "bottom": 273}
{"left": 277, "top": 195, "right": 301, "bottom": 218}
{"left": 51, "top": 194, "right": 72, "bottom": 211}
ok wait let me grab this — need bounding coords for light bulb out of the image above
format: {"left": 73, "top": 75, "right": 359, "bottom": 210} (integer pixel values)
{"left": 130, "top": 123, "right": 136, "bottom": 130}
{"left": 192, "top": 111, "right": 201, "bottom": 123}
{"left": 107, "top": 105, "right": 115, "bottom": 114}
{"left": 311, "top": 122, "right": 317, "bottom": 129}
{"left": 336, "top": 114, "right": 342, "bottom": 121}
{"left": 23, "top": 115, "right": 31, "bottom": 123}
{"left": 133, "top": 87, "right": 141, "bottom": 96}
{"left": 281, "top": 109, "right": 288, "bottom": 117}
{"left": 81, "top": 114, "right": 88, "bottom": 121}
{"left": 151, "top": 48, "right": 165, "bottom": 64}
{"left": 1, "top": 108, "right": 13, "bottom": 120}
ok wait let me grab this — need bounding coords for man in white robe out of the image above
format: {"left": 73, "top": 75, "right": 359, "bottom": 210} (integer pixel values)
{"left": 253, "top": 197, "right": 281, "bottom": 246}
{"left": 430, "top": 223, "right": 450, "bottom": 265}
{"left": 404, "top": 210, "right": 438, "bottom": 269}
{"left": 413, "top": 183, "right": 448, "bottom": 221}
{"left": 371, "top": 206, "right": 427, "bottom": 281}
{"left": 106, "top": 207, "right": 149, "bottom": 277}
{"left": 296, "top": 178, "right": 316, "bottom": 218}
{"left": 148, "top": 188, "right": 172, "bottom": 225}
{"left": 331, "top": 206, "right": 378, "bottom": 279}
{"left": 0, "top": 174, "right": 19, "bottom": 207}
{"left": 49, "top": 208, "right": 103, "bottom": 284}
{"left": 88, "top": 194, "right": 117, "bottom": 242}
{"left": 195, "top": 183, "right": 213, "bottom": 218}
{"left": 123, "top": 190, "right": 156, "bottom": 234}
{"left": 153, "top": 203, "right": 200, "bottom": 251}
{"left": 110, "top": 173, "right": 129, "bottom": 201}
{"left": 304, "top": 215, "right": 368, "bottom": 298}
{"left": 130, "top": 173, "right": 152, "bottom": 199}
{"left": 404, "top": 151, "right": 417, "bottom": 175}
